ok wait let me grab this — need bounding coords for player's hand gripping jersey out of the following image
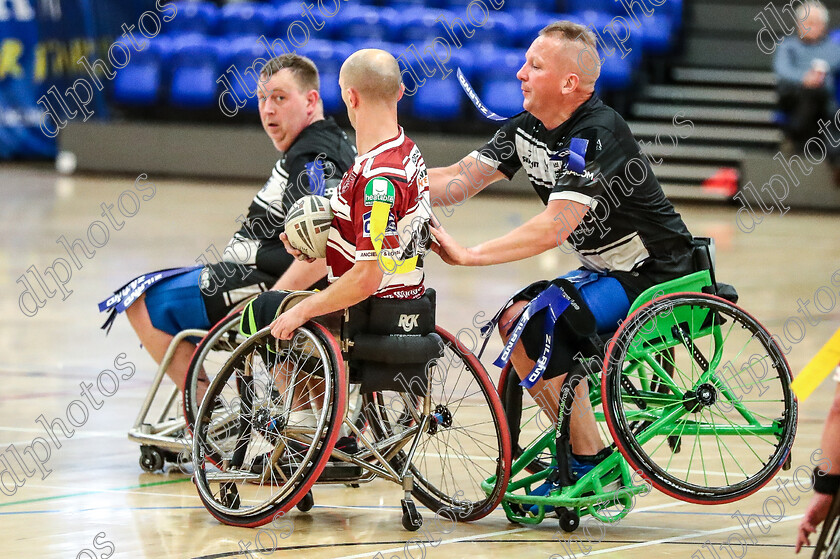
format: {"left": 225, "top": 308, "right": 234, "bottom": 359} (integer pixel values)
{"left": 327, "top": 127, "right": 431, "bottom": 299}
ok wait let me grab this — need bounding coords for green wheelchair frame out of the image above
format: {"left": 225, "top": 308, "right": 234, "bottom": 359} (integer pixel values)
{"left": 483, "top": 267, "right": 797, "bottom": 531}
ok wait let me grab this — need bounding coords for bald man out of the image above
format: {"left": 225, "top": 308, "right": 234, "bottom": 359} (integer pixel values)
{"left": 243, "top": 48, "right": 431, "bottom": 347}
{"left": 428, "top": 21, "right": 696, "bottom": 484}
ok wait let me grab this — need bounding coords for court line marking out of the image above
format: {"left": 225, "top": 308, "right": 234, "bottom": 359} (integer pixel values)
{"left": 581, "top": 514, "right": 805, "bottom": 556}
{"left": 329, "top": 526, "right": 532, "bottom": 559}
{"left": 0, "top": 477, "right": 190, "bottom": 508}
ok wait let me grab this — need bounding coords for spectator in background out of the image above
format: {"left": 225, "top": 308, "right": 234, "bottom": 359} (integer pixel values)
{"left": 774, "top": 1, "right": 840, "bottom": 183}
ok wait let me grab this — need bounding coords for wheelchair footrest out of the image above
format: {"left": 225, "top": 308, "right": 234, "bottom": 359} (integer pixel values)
{"left": 316, "top": 462, "right": 364, "bottom": 482}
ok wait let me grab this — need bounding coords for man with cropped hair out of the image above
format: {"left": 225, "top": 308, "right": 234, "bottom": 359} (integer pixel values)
{"left": 428, "top": 21, "right": 696, "bottom": 488}
{"left": 103, "top": 54, "right": 356, "bottom": 396}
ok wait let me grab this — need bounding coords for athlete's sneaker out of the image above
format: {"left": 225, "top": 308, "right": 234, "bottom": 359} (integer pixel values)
{"left": 526, "top": 448, "right": 617, "bottom": 515}
{"left": 570, "top": 448, "right": 614, "bottom": 478}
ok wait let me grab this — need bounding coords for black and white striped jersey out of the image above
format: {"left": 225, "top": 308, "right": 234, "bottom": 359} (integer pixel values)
{"left": 227, "top": 117, "right": 356, "bottom": 277}
{"left": 471, "top": 95, "right": 695, "bottom": 285}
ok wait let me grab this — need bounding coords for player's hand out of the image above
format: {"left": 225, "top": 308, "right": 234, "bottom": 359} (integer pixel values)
{"left": 429, "top": 224, "right": 472, "bottom": 266}
{"left": 803, "top": 69, "right": 825, "bottom": 88}
{"left": 796, "top": 492, "right": 834, "bottom": 553}
{"left": 280, "top": 232, "right": 316, "bottom": 263}
{"left": 269, "top": 305, "right": 308, "bottom": 340}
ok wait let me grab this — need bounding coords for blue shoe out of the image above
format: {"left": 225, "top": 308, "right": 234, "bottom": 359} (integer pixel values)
{"left": 527, "top": 467, "right": 559, "bottom": 515}
{"left": 570, "top": 448, "right": 613, "bottom": 479}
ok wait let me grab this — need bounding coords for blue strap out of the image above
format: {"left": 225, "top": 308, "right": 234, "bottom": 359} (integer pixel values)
{"left": 549, "top": 137, "right": 589, "bottom": 175}
{"left": 493, "top": 284, "right": 571, "bottom": 388}
{"left": 305, "top": 160, "right": 326, "bottom": 196}
{"left": 456, "top": 68, "right": 512, "bottom": 122}
{"left": 97, "top": 266, "right": 201, "bottom": 333}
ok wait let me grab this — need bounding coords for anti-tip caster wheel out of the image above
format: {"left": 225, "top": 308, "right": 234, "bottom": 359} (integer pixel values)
{"left": 296, "top": 490, "right": 315, "bottom": 512}
{"left": 220, "top": 482, "right": 241, "bottom": 509}
{"left": 139, "top": 446, "right": 164, "bottom": 473}
{"left": 401, "top": 499, "right": 422, "bottom": 531}
{"left": 558, "top": 508, "right": 580, "bottom": 532}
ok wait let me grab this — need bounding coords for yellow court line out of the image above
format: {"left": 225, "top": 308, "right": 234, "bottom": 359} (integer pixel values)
{"left": 791, "top": 327, "right": 840, "bottom": 401}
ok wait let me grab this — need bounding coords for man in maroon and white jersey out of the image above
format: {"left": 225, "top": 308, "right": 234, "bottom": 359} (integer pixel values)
{"left": 242, "top": 48, "right": 431, "bottom": 341}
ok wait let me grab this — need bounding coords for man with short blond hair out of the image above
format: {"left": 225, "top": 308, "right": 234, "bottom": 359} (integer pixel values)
{"left": 429, "top": 21, "right": 696, "bottom": 484}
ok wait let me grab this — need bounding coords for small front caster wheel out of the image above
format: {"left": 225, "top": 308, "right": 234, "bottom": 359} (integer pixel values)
{"left": 139, "top": 446, "right": 164, "bottom": 472}
{"left": 401, "top": 499, "right": 422, "bottom": 531}
{"left": 296, "top": 490, "right": 314, "bottom": 512}
{"left": 558, "top": 508, "right": 580, "bottom": 532}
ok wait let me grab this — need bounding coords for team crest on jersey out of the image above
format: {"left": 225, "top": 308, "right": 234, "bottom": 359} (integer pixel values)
{"left": 364, "top": 177, "right": 395, "bottom": 206}
{"left": 362, "top": 210, "right": 397, "bottom": 238}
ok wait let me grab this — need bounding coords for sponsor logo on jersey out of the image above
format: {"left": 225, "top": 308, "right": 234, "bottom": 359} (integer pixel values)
{"left": 362, "top": 210, "right": 397, "bottom": 238}
{"left": 364, "top": 177, "right": 395, "bottom": 206}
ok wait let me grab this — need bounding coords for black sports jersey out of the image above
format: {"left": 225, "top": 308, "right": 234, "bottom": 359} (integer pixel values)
{"left": 228, "top": 117, "right": 357, "bottom": 276}
{"left": 472, "top": 95, "right": 695, "bottom": 288}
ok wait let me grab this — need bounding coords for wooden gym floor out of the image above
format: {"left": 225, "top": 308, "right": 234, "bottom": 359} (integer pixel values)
{"left": 1, "top": 164, "right": 838, "bottom": 558}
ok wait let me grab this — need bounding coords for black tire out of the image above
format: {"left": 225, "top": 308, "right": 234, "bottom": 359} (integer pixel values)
{"left": 603, "top": 293, "right": 797, "bottom": 504}
{"left": 192, "top": 323, "right": 347, "bottom": 527}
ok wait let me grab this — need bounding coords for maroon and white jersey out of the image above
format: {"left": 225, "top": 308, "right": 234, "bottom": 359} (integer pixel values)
{"left": 326, "top": 127, "right": 430, "bottom": 299}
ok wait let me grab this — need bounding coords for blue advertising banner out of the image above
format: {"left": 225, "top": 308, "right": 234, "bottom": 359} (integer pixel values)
{"left": 0, "top": 0, "right": 149, "bottom": 159}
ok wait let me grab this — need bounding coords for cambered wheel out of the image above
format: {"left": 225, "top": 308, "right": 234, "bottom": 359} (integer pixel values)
{"left": 364, "top": 326, "right": 511, "bottom": 522}
{"left": 603, "top": 293, "right": 797, "bottom": 504}
{"left": 184, "top": 311, "right": 247, "bottom": 433}
{"left": 192, "top": 323, "right": 346, "bottom": 527}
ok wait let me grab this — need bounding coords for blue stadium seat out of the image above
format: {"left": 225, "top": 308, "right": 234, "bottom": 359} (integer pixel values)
{"left": 504, "top": 0, "right": 552, "bottom": 12}
{"left": 638, "top": 14, "right": 674, "bottom": 55}
{"left": 334, "top": 5, "right": 401, "bottom": 43}
{"left": 478, "top": 79, "right": 524, "bottom": 119}
{"left": 469, "top": 11, "right": 519, "bottom": 47}
{"left": 470, "top": 45, "right": 524, "bottom": 85}
{"left": 297, "top": 39, "right": 353, "bottom": 76}
{"left": 396, "top": 7, "right": 449, "bottom": 45}
{"left": 164, "top": 2, "right": 218, "bottom": 36}
{"left": 412, "top": 77, "right": 463, "bottom": 121}
{"left": 597, "top": 48, "right": 634, "bottom": 90}
{"left": 319, "top": 72, "right": 342, "bottom": 114}
{"left": 577, "top": 10, "right": 643, "bottom": 66}
{"left": 565, "top": 0, "right": 622, "bottom": 15}
{"left": 167, "top": 35, "right": 225, "bottom": 109}
{"left": 411, "top": 44, "right": 477, "bottom": 90}
{"left": 219, "top": 35, "right": 270, "bottom": 112}
{"left": 218, "top": 3, "right": 278, "bottom": 38}
{"left": 113, "top": 38, "right": 166, "bottom": 106}
{"left": 388, "top": 0, "right": 448, "bottom": 9}
{"left": 510, "top": 9, "right": 565, "bottom": 47}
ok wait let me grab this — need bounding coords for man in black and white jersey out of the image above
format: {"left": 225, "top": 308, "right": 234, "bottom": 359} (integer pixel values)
{"left": 429, "top": 21, "right": 696, "bottom": 479}
{"left": 118, "top": 54, "right": 355, "bottom": 394}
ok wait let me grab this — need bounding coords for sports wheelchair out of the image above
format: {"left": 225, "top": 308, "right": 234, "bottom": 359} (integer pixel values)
{"left": 190, "top": 289, "right": 512, "bottom": 529}
{"left": 813, "top": 484, "right": 840, "bottom": 559}
{"left": 490, "top": 239, "right": 798, "bottom": 531}
{"left": 128, "top": 297, "right": 366, "bottom": 473}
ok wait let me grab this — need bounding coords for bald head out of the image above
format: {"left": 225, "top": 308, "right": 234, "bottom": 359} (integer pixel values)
{"left": 339, "top": 49, "right": 402, "bottom": 102}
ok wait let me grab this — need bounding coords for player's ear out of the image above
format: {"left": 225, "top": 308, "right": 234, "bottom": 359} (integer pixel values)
{"left": 562, "top": 73, "right": 580, "bottom": 94}
{"left": 396, "top": 82, "right": 405, "bottom": 102}
{"left": 306, "top": 89, "right": 320, "bottom": 112}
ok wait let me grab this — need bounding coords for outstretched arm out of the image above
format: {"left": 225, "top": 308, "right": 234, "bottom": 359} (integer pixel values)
{"left": 431, "top": 199, "right": 589, "bottom": 266}
{"left": 427, "top": 154, "right": 508, "bottom": 206}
